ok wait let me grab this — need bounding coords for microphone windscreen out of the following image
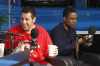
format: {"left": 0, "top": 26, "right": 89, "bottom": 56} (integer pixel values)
{"left": 88, "top": 26, "right": 96, "bottom": 35}
{"left": 31, "top": 28, "right": 39, "bottom": 39}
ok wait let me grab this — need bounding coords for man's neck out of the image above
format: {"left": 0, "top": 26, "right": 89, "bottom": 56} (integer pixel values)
{"left": 25, "top": 24, "right": 35, "bottom": 34}
{"left": 62, "top": 22, "right": 69, "bottom": 31}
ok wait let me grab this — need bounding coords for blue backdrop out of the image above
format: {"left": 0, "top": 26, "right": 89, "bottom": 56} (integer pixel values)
{"left": 0, "top": 0, "right": 100, "bottom": 32}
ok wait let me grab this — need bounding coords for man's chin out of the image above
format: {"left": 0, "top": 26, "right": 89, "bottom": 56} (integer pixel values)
{"left": 23, "top": 28, "right": 28, "bottom": 31}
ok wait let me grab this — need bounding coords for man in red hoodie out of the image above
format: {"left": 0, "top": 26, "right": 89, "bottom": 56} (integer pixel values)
{"left": 4, "top": 6, "right": 58, "bottom": 65}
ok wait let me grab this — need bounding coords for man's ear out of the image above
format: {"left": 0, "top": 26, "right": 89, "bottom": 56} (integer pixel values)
{"left": 63, "top": 17, "right": 66, "bottom": 22}
{"left": 33, "top": 17, "right": 36, "bottom": 23}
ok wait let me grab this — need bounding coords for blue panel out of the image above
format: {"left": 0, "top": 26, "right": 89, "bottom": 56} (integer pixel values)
{"left": 0, "top": 4, "right": 100, "bottom": 31}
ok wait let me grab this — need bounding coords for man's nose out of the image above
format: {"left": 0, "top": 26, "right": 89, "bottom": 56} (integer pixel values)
{"left": 22, "top": 19, "right": 26, "bottom": 24}
{"left": 73, "top": 19, "right": 77, "bottom": 23}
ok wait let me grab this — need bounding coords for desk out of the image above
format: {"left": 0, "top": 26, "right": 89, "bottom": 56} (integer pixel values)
{"left": 0, "top": 50, "right": 30, "bottom": 66}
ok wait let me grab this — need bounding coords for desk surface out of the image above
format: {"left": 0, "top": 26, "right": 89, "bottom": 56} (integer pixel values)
{"left": 0, "top": 50, "right": 30, "bottom": 66}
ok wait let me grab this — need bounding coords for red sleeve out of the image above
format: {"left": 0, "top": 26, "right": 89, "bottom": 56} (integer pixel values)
{"left": 44, "top": 30, "right": 53, "bottom": 57}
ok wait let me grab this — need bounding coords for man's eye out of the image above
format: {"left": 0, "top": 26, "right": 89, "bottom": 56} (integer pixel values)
{"left": 70, "top": 18, "right": 74, "bottom": 20}
{"left": 70, "top": 18, "right": 77, "bottom": 20}
{"left": 26, "top": 19, "right": 29, "bottom": 21}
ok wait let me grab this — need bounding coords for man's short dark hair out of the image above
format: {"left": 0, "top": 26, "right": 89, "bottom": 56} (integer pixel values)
{"left": 21, "top": 6, "right": 36, "bottom": 18}
{"left": 63, "top": 6, "right": 77, "bottom": 18}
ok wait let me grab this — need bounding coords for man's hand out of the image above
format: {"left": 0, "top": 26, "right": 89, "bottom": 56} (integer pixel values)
{"left": 78, "top": 38, "right": 83, "bottom": 44}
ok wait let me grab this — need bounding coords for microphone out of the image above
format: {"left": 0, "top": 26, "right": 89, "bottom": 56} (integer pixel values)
{"left": 31, "top": 28, "right": 39, "bottom": 42}
{"left": 88, "top": 26, "right": 96, "bottom": 35}
{"left": 7, "top": 32, "right": 24, "bottom": 37}
{"left": 30, "top": 28, "right": 39, "bottom": 50}
{"left": 76, "top": 26, "right": 96, "bottom": 47}
{"left": 84, "top": 26, "right": 96, "bottom": 47}
{"left": 0, "top": 31, "right": 24, "bottom": 37}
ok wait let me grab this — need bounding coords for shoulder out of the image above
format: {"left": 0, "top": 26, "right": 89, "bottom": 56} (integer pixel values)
{"left": 35, "top": 24, "right": 51, "bottom": 39}
{"left": 52, "top": 23, "right": 63, "bottom": 33}
{"left": 8, "top": 24, "right": 22, "bottom": 32}
{"left": 9, "top": 24, "right": 21, "bottom": 29}
{"left": 35, "top": 24, "right": 48, "bottom": 33}
{"left": 51, "top": 23, "right": 64, "bottom": 38}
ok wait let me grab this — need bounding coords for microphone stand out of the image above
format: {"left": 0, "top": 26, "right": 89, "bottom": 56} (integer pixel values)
{"left": 9, "top": 35, "right": 14, "bottom": 54}
{"left": 76, "top": 37, "right": 79, "bottom": 66}
{"left": 30, "top": 40, "right": 38, "bottom": 50}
